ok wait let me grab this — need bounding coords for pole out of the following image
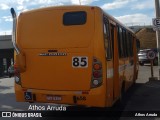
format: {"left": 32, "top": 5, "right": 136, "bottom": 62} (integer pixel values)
{"left": 151, "top": 60, "right": 154, "bottom": 77}
{"left": 79, "top": 0, "right": 81, "bottom": 5}
{"left": 155, "top": 0, "right": 160, "bottom": 80}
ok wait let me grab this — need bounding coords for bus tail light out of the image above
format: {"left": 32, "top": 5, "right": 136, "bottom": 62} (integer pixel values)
{"left": 14, "top": 64, "right": 21, "bottom": 85}
{"left": 93, "top": 63, "right": 101, "bottom": 70}
{"left": 91, "top": 57, "right": 103, "bottom": 88}
{"left": 93, "top": 71, "right": 102, "bottom": 78}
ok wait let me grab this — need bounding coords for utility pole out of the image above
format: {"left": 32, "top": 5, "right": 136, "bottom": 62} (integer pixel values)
{"left": 155, "top": 0, "right": 160, "bottom": 80}
{"left": 151, "top": 0, "right": 160, "bottom": 80}
{"left": 79, "top": 0, "right": 81, "bottom": 5}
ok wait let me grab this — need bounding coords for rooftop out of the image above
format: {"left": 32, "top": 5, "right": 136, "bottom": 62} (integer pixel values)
{"left": 0, "top": 35, "right": 13, "bottom": 49}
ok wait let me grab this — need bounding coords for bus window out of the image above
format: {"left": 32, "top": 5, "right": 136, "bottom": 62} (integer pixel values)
{"left": 104, "top": 18, "right": 112, "bottom": 60}
{"left": 104, "top": 24, "right": 107, "bottom": 48}
{"left": 110, "top": 24, "right": 114, "bottom": 60}
{"left": 122, "top": 29, "right": 127, "bottom": 57}
{"left": 118, "top": 26, "right": 124, "bottom": 58}
{"left": 128, "top": 33, "right": 133, "bottom": 57}
{"left": 63, "top": 11, "right": 87, "bottom": 25}
{"left": 130, "top": 36, "right": 134, "bottom": 57}
{"left": 126, "top": 32, "right": 130, "bottom": 57}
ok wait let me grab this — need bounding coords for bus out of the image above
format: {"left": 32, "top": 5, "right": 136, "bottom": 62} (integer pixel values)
{"left": 11, "top": 6, "right": 140, "bottom": 107}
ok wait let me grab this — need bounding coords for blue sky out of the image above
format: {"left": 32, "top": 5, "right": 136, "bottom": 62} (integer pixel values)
{"left": 0, "top": 0, "right": 155, "bottom": 35}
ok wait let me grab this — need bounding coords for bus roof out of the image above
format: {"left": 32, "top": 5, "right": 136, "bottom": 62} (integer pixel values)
{"left": 20, "top": 5, "right": 135, "bottom": 36}
{"left": 21, "top": 5, "right": 96, "bottom": 14}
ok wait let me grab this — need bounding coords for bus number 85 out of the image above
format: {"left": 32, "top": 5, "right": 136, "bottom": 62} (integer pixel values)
{"left": 72, "top": 57, "right": 88, "bottom": 68}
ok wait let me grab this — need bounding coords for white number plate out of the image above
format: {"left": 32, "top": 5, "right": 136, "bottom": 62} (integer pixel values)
{"left": 72, "top": 56, "right": 88, "bottom": 68}
{"left": 46, "top": 95, "right": 62, "bottom": 101}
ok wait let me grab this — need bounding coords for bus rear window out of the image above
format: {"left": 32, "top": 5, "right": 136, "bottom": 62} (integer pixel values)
{"left": 63, "top": 11, "right": 87, "bottom": 25}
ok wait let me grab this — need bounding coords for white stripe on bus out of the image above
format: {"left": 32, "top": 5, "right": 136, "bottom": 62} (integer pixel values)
{"left": 107, "top": 63, "right": 133, "bottom": 78}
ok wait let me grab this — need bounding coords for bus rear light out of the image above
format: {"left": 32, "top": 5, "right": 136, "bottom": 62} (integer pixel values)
{"left": 93, "top": 80, "right": 99, "bottom": 86}
{"left": 93, "top": 63, "right": 101, "bottom": 70}
{"left": 93, "top": 71, "right": 101, "bottom": 78}
{"left": 91, "top": 57, "right": 103, "bottom": 88}
{"left": 14, "top": 64, "right": 21, "bottom": 85}
{"left": 15, "top": 75, "right": 21, "bottom": 85}
{"left": 15, "top": 76, "right": 20, "bottom": 83}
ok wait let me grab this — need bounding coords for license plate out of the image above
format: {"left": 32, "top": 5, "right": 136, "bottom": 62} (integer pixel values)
{"left": 46, "top": 95, "right": 62, "bottom": 101}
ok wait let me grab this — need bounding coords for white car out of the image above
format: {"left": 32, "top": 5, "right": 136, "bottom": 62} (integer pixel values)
{"left": 138, "top": 48, "right": 158, "bottom": 66}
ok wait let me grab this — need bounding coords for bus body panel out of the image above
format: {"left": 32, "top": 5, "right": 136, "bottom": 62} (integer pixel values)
{"left": 17, "top": 7, "right": 94, "bottom": 49}
{"left": 13, "top": 6, "right": 139, "bottom": 107}
{"left": 21, "top": 49, "right": 92, "bottom": 90}
{"left": 15, "top": 84, "right": 106, "bottom": 107}
{"left": 17, "top": 7, "right": 95, "bottom": 91}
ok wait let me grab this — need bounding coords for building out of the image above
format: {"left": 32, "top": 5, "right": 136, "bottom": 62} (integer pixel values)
{"left": 136, "top": 28, "right": 157, "bottom": 49}
{"left": 0, "top": 35, "right": 14, "bottom": 77}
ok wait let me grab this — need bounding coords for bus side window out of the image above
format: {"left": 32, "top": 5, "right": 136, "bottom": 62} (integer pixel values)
{"left": 104, "top": 18, "right": 112, "bottom": 60}
{"left": 128, "top": 33, "right": 133, "bottom": 57}
{"left": 130, "top": 36, "right": 134, "bottom": 57}
{"left": 126, "top": 31, "right": 130, "bottom": 57}
{"left": 122, "top": 29, "right": 127, "bottom": 57}
{"left": 118, "top": 26, "right": 124, "bottom": 58}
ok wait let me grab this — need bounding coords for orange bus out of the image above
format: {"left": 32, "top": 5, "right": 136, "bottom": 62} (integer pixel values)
{"left": 11, "top": 6, "right": 140, "bottom": 107}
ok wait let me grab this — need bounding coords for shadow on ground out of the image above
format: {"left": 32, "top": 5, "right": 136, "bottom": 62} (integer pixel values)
{"left": 61, "top": 83, "right": 143, "bottom": 120}
{"left": 65, "top": 81, "right": 160, "bottom": 119}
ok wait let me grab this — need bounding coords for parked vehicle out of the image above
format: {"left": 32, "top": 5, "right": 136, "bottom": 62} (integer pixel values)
{"left": 138, "top": 48, "right": 158, "bottom": 66}
{"left": 8, "top": 65, "right": 14, "bottom": 77}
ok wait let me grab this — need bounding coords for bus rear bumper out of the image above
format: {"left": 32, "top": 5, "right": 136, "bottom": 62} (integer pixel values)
{"left": 15, "top": 84, "right": 106, "bottom": 107}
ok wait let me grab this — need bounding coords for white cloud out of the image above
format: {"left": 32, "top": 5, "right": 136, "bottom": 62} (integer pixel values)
{"left": 70, "top": 0, "right": 96, "bottom": 5}
{"left": 40, "top": 2, "right": 65, "bottom": 8}
{"left": 101, "top": 0, "right": 137, "bottom": 10}
{"left": 28, "top": 0, "right": 98, "bottom": 6}
{"left": 39, "top": 0, "right": 53, "bottom": 4}
{"left": 115, "top": 13, "right": 151, "bottom": 25}
{"left": 117, "top": 0, "right": 137, "bottom": 2}
{"left": 29, "top": 0, "right": 69, "bottom": 6}
{"left": 2, "top": 16, "right": 13, "bottom": 22}
{"left": 17, "top": 5, "right": 26, "bottom": 10}
{"left": 131, "top": 0, "right": 154, "bottom": 10}
{"left": 0, "top": 0, "right": 99, "bottom": 11}
{"left": 0, "top": 3, "right": 10, "bottom": 10}
{"left": 0, "top": 0, "right": 153, "bottom": 32}
{"left": 17, "top": 0, "right": 25, "bottom": 5}
{"left": 101, "top": 1, "right": 127, "bottom": 10}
